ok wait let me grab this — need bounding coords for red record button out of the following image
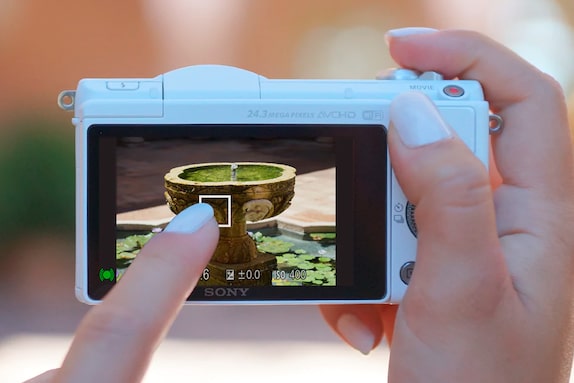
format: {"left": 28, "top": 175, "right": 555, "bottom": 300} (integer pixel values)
{"left": 443, "top": 85, "right": 465, "bottom": 97}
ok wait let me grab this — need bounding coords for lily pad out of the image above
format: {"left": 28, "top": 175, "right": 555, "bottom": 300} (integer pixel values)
{"left": 116, "top": 232, "right": 155, "bottom": 268}
{"left": 310, "top": 233, "right": 336, "bottom": 241}
{"left": 296, "top": 262, "right": 316, "bottom": 270}
{"left": 116, "top": 233, "right": 154, "bottom": 252}
{"left": 254, "top": 233, "right": 293, "bottom": 254}
{"left": 117, "top": 251, "right": 137, "bottom": 260}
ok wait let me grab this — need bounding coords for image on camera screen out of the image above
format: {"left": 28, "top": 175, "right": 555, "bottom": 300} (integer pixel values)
{"left": 114, "top": 135, "right": 337, "bottom": 288}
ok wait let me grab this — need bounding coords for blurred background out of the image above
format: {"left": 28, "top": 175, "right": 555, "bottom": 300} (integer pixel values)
{"left": 1, "top": 0, "right": 573, "bottom": 381}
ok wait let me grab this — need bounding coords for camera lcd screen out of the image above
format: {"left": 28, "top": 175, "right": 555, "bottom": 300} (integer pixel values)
{"left": 87, "top": 124, "right": 387, "bottom": 302}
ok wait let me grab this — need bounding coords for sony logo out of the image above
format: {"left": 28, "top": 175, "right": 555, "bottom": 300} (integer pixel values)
{"left": 204, "top": 287, "right": 250, "bottom": 297}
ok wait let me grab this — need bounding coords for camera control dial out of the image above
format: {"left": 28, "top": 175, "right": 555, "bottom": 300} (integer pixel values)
{"left": 406, "top": 202, "right": 418, "bottom": 238}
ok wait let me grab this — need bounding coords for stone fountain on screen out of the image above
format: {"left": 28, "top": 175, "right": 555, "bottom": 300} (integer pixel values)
{"left": 165, "top": 162, "right": 296, "bottom": 286}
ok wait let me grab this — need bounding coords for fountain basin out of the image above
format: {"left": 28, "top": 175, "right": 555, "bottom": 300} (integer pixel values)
{"left": 165, "top": 162, "right": 295, "bottom": 227}
{"left": 165, "top": 162, "right": 296, "bottom": 285}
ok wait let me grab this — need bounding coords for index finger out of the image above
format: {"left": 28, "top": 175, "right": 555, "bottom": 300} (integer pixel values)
{"left": 56, "top": 204, "right": 219, "bottom": 383}
{"left": 386, "top": 29, "right": 573, "bottom": 196}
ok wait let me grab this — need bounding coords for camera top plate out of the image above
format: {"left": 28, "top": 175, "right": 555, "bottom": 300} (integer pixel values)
{"left": 59, "top": 65, "right": 486, "bottom": 120}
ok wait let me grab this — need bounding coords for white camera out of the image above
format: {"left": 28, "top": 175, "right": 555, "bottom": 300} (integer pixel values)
{"left": 58, "top": 65, "right": 495, "bottom": 304}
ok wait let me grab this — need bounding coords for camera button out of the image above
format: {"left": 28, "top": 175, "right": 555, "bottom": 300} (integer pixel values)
{"left": 418, "top": 71, "right": 444, "bottom": 81}
{"left": 400, "top": 261, "right": 415, "bottom": 285}
{"left": 106, "top": 81, "right": 140, "bottom": 90}
{"left": 443, "top": 85, "right": 465, "bottom": 97}
{"left": 376, "top": 68, "right": 420, "bottom": 80}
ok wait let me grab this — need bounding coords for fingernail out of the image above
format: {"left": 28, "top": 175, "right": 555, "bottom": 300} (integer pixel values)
{"left": 390, "top": 91, "right": 453, "bottom": 148}
{"left": 164, "top": 203, "right": 214, "bottom": 234}
{"left": 385, "top": 27, "right": 438, "bottom": 45}
{"left": 336, "top": 314, "right": 375, "bottom": 355}
{"left": 386, "top": 27, "right": 438, "bottom": 38}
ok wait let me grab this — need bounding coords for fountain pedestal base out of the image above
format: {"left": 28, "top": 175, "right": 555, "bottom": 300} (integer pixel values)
{"left": 197, "top": 252, "right": 277, "bottom": 286}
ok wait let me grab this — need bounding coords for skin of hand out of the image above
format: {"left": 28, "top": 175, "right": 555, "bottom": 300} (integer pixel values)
{"left": 22, "top": 29, "right": 574, "bottom": 383}
{"left": 320, "top": 29, "right": 574, "bottom": 382}
{"left": 26, "top": 203, "right": 220, "bottom": 383}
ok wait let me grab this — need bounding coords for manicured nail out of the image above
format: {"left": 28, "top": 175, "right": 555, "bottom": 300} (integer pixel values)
{"left": 386, "top": 27, "right": 438, "bottom": 38}
{"left": 390, "top": 91, "right": 453, "bottom": 148}
{"left": 164, "top": 203, "right": 214, "bottom": 234}
{"left": 385, "top": 27, "right": 438, "bottom": 45}
{"left": 336, "top": 314, "right": 375, "bottom": 355}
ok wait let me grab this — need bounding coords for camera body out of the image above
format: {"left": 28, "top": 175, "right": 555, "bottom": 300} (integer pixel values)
{"left": 60, "top": 65, "right": 489, "bottom": 305}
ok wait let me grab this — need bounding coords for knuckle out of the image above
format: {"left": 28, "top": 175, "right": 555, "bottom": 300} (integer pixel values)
{"left": 432, "top": 158, "right": 491, "bottom": 209}
{"left": 79, "top": 304, "right": 154, "bottom": 345}
{"left": 536, "top": 72, "right": 567, "bottom": 104}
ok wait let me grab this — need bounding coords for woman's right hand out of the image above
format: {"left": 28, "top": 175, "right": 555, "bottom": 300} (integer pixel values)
{"left": 321, "top": 28, "right": 574, "bottom": 383}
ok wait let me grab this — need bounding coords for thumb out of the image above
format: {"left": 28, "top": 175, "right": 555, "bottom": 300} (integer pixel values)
{"left": 389, "top": 92, "right": 507, "bottom": 313}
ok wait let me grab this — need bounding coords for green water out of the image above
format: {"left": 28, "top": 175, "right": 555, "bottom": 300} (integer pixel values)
{"left": 252, "top": 230, "right": 336, "bottom": 286}
{"left": 180, "top": 164, "right": 283, "bottom": 182}
{"left": 116, "top": 227, "right": 336, "bottom": 286}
